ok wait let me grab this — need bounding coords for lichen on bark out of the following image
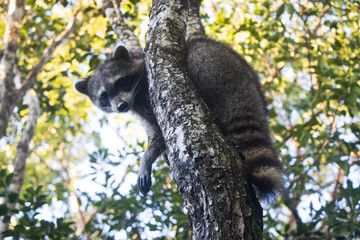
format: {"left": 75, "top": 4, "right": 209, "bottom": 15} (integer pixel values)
{"left": 145, "top": 0, "right": 263, "bottom": 239}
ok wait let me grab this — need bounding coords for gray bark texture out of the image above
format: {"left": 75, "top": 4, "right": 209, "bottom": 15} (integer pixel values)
{"left": 187, "top": 0, "right": 205, "bottom": 39}
{"left": 97, "top": 0, "right": 143, "bottom": 57}
{"left": 145, "top": 0, "right": 262, "bottom": 239}
{"left": 0, "top": 0, "right": 26, "bottom": 137}
{"left": 0, "top": 91, "right": 41, "bottom": 237}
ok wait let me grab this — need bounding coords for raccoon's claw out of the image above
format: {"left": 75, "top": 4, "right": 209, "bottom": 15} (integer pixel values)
{"left": 137, "top": 167, "right": 152, "bottom": 195}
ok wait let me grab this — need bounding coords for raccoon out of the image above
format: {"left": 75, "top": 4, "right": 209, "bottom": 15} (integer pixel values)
{"left": 75, "top": 37, "right": 284, "bottom": 201}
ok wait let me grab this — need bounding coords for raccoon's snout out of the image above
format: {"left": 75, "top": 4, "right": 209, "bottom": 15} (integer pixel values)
{"left": 117, "top": 100, "right": 130, "bottom": 112}
{"left": 110, "top": 92, "right": 133, "bottom": 113}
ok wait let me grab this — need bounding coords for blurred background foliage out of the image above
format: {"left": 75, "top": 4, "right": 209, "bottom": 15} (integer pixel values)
{"left": 0, "top": 0, "right": 359, "bottom": 239}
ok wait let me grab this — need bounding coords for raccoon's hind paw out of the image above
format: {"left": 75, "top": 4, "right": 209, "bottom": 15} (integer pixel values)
{"left": 137, "top": 166, "right": 152, "bottom": 195}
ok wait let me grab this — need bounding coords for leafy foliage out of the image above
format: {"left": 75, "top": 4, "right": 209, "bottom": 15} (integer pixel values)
{"left": 0, "top": 0, "right": 359, "bottom": 239}
{"left": 0, "top": 169, "right": 75, "bottom": 239}
{"left": 78, "top": 146, "right": 189, "bottom": 239}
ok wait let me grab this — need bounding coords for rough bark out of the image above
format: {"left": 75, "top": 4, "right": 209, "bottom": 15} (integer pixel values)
{"left": 145, "top": 0, "right": 262, "bottom": 239}
{"left": 0, "top": 91, "right": 41, "bottom": 237}
{"left": 0, "top": 0, "right": 25, "bottom": 137}
{"left": 97, "top": 0, "right": 143, "bottom": 57}
{"left": 187, "top": 0, "right": 205, "bottom": 39}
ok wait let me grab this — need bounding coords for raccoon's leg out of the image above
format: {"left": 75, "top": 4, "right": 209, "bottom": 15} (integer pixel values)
{"left": 137, "top": 128, "right": 166, "bottom": 195}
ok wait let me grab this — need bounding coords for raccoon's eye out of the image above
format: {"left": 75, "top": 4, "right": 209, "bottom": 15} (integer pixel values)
{"left": 99, "top": 92, "right": 110, "bottom": 107}
{"left": 100, "top": 92, "right": 108, "bottom": 100}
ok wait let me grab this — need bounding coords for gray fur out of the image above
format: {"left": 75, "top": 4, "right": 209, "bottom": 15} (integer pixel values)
{"left": 75, "top": 37, "right": 284, "bottom": 201}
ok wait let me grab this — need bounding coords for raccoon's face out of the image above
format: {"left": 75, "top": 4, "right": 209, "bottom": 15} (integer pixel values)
{"left": 75, "top": 45, "right": 144, "bottom": 114}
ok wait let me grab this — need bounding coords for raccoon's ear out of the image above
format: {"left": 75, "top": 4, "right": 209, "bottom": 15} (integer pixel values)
{"left": 113, "top": 45, "right": 130, "bottom": 60}
{"left": 75, "top": 79, "right": 88, "bottom": 95}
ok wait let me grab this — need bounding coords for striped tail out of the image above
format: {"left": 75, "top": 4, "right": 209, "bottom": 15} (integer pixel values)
{"left": 223, "top": 116, "right": 284, "bottom": 202}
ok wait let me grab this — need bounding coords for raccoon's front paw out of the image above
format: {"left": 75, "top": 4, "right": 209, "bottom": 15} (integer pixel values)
{"left": 137, "top": 166, "right": 152, "bottom": 195}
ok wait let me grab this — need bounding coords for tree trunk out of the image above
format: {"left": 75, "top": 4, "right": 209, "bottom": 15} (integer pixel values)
{"left": 0, "top": 0, "right": 25, "bottom": 137}
{"left": 0, "top": 91, "right": 41, "bottom": 237}
{"left": 145, "top": 0, "right": 262, "bottom": 239}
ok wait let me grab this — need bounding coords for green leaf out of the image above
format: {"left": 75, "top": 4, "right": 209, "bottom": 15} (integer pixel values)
{"left": 8, "top": 193, "right": 19, "bottom": 204}
{"left": 0, "top": 204, "right": 8, "bottom": 216}
{"left": 276, "top": 4, "right": 285, "bottom": 18}
{"left": 5, "top": 173, "right": 13, "bottom": 186}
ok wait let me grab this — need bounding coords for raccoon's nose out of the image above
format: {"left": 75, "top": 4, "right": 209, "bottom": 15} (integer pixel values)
{"left": 117, "top": 101, "right": 129, "bottom": 112}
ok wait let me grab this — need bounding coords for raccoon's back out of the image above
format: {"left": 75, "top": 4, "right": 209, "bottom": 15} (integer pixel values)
{"left": 186, "top": 37, "right": 284, "bottom": 201}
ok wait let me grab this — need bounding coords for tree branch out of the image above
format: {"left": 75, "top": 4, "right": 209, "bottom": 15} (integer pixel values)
{"left": 0, "top": 0, "right": 26, "bottom": 136}
{"left": 97, "top": 0, "right": 143, "bottom": 57}
{"left": 0, "top": 0, "right": 25, "bottom": 93}
{"left": 312, "top": 4, "right": 330, "bottom": 36}
{"left": 0, "top": 8, "right": 79, "bottom": 137}
{"left": 19, "top": 9, "right": 80, "bottom": 95}
{"left": 284, "top": 108, "right": 324, "bottom": 142}
{"left": 8, "top": 91, "right": 41, "bottom": 198}
{"left": 187, "top": 0, "right": 205, "bottom": 40}
{"left": 0, "top": 90, "right": 41, "bottom": 237}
